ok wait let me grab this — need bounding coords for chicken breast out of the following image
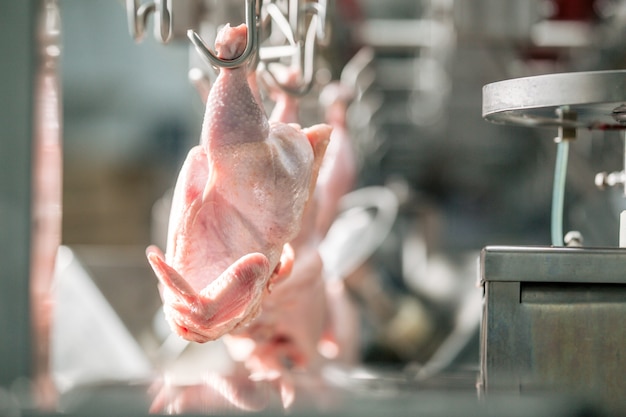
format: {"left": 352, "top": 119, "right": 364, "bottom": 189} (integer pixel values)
{"left": 146, "top": 23, "right": 331, "bottom": 343}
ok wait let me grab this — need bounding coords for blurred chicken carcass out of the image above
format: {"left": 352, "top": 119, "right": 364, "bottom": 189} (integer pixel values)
{"left": 317, "top": 82, "right": 358, "bottom": 236}
{"left": 146, "top": 24, "right": 331, "bottom": 344}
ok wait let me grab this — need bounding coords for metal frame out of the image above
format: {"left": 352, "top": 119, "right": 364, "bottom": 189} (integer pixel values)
{"left": 0, "top": 0, "right": 37, "bottom": 386}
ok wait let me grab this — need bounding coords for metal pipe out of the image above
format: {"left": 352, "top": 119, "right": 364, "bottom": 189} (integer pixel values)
{"left": 551, "top": 139, "right": 569, "bottom": 246}
{"left": 551, "top": 109, "right": 576, "bottom": 247}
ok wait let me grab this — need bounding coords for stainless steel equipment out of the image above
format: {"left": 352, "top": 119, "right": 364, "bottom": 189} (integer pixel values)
{"left": 480, "top": 70, "right": 626, "bottom": 413}
{"left": 127, "top": 0, "right": 332, "bottom": 96}
{"left": 483, "top": 70, "right": 626, "bottom": 130}
{"left": 480, "top": 246, "right": 626, "bottom": 411}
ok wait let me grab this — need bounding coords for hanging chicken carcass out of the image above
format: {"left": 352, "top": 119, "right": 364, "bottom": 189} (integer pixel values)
{"left": 146, "top": 23, "right": 331, "bottom": 343}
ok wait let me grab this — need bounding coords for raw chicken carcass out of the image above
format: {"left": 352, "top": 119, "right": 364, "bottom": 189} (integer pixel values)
{"left": 224, "top": 69, "right": 329, "bottom": 379}
{"left": 146, "top": 23, "right": 331, "bottom": 343}
{"left": 223, "top": 73, "right": 360, "bottom": 379}
{"left": 316, "top": 82, "right": 358, "bottom": 237}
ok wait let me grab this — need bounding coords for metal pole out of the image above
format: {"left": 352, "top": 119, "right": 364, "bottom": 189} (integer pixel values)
{"left": 0, "top": 0, "right": 37, "bottom": 387}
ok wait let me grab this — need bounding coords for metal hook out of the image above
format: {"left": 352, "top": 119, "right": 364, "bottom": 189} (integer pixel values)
{"left": 256, "top": 0, "right": 331, "bottom": 96}
{"left": 256, "top": 2, "right": 299, "bottom": 62}
{"left": 126, "top": 0, "right": 172, "bottom": 43}
{"left": 187, "top": 0, "right": 259, "bottom": 69}
{"left": 265, "top": 0, "right": 328, "bottom": 52}
{"left": 266, "top": 2, "right": 297, "bottom": 48}
{"left": 263, "top": 12, "right": 318, "bottom": 96}
{"left": 304, "top": 0, "right": 331, "bottom": 46}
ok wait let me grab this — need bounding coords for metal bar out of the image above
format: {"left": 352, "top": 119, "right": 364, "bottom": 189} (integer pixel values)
{"left": 0, "top": 0, "right": 37, "bottom": 386}
{"left": 480, "top": 246, "right": 626, "bottom": 284}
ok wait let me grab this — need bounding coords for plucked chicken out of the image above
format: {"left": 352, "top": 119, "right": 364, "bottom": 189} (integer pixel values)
{"left": 146, "top": 24, "right": 331, "bottom": 343}
{"left": 223, "top": 71, "right": 360, "bottom": 379}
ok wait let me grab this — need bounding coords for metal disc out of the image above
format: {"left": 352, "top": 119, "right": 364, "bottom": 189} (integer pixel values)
{"left": 482, "top": 70, "right": 626, "bottom": 129}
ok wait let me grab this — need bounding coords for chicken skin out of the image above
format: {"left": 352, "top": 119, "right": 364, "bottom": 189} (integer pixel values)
{"left": 146, "top": 24, "right": 331, "bottom": 343}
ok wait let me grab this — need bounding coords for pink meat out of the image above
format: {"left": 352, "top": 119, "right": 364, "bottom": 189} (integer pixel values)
{"left": 224, "top": 69, "right": 328, "bottom": 376}
{"left": 146, "top": 24, "right": 331, "bottom": 343}
{"left": 223, "top": 73, "right": 360, "bottom": 377}
{"left": 316, "top": 82, "right": 358, "bottom": 236}
{"left": 31, "top": 37, "right": 63, "bottom": 409}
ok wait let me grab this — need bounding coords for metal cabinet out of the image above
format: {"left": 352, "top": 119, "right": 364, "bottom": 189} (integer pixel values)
{"left": 479, "top": 246, "right": 626, "bottom": 411}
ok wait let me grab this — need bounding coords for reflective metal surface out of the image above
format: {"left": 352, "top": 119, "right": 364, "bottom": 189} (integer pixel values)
{"left": 480, "top": 245, "right": 626, "bottom": 283}
{"left": 41, "top": 369, "right": 602, "bottom": 416}
{"left": 480, "top": 246, "right": 626, "bottom": 415}
{"left": 483, "top": 70, "right": 626, "bottom": 129}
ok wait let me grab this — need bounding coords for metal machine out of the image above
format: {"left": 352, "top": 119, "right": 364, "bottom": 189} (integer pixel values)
{"left": 2, "top": 0, "right": 626, "bottom": 415}
{"left": 480, "top": 69, "right": 626, "bottom": 413}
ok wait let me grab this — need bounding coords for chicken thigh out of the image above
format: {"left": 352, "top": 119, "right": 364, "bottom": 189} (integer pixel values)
{"left": 146, "top": 24, "right": 331, "bottom": 343}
